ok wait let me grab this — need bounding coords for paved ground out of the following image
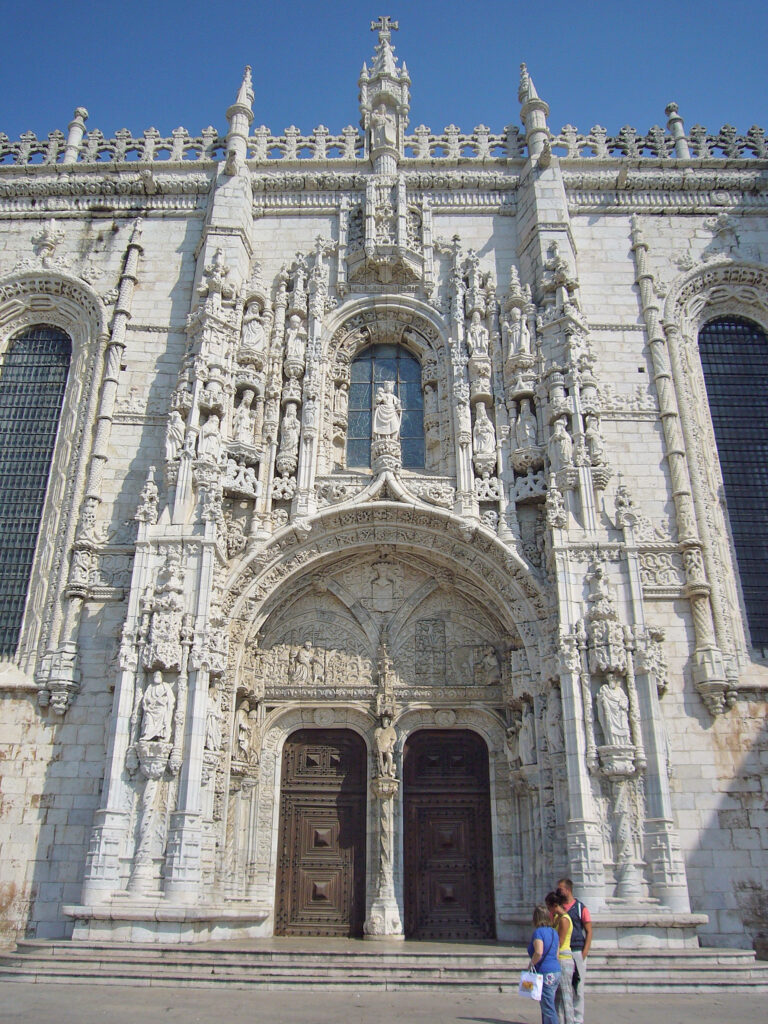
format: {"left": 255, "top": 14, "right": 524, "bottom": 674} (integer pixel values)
{"left": 0, "top": 983, "right": 762, "bottom": 1024}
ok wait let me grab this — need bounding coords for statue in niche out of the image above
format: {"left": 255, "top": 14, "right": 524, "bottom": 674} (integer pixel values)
{"left": 516, "top": 398, "right": 538, "bottom": 448}
{"left": 372, "top": 381, "right": 402, "bottom": 438}
{"left": 303, "top": 396, "right": 317, "bottom": 430}
{"left": 371, "top": 565, "right": 395, "bottom": 612}
{"left": 333, "top": 381, "right": 349, "bottom": 420}
{"left": 374, "top": 714, "right": 397, "bottom": 778}
{"left": 473, "top": 401, "right": 496, "bottom": 456}
{"left": 477, "top": 646, "right": 501, "bottom": 686}
{"left": 518, "top": 703, "right": 536, "bottom": 765}
{"left": 140, "top": 671, "right": 174, "bottom": 742}
{"left": 235, "top": 699, "right": 252, "bottom": 761}
{"left": 233, "top": 390, "right": 255, "bottom": 445}
{"left": 284, "top": 314, "right": 307, "bottom": 362}
{"left": 466, "top": 310, "right": 490, "bottom": 358}
{"left": 507, "top": 307, "right": 531, "bottom": 356}
{"left": 241, "top": 302, "right": 267, "bottom": 355}
{"left": 546, "top": 688, "right": 565, "bottom": 754}
{"left": 584, "top": 414, "right": 605, "bottom": 466}
{"left": 199, "top": 414, "right": 221, "bottom": 460}
{"left": 548, "top": 417, "right": 573, "bottom": 472}
{"left": 278, "top": 405, "right": 301, "bottom": 457}
{"left": 424, "top": 383, "right": 438, "bottom": 419}
{"left": 165, "top": 410, "right": 185, "bottom": 461}
{"left": 371, "top": 103, "right": 397, "bottom": 150}
{"left": 204, "top": 683, "right": 222, "bottom": 752}
{"left": 290, "top": 643, "right": 317, "bottom": 684}
{"left": 596, "top": 676, "right": 631, "bottom": 747}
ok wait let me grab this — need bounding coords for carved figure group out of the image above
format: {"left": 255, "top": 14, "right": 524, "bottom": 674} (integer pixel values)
{"left": 290, "top": 641, "right": 324, "bottom": 684}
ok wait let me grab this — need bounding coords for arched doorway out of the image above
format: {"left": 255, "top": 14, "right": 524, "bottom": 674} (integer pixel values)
{"left": 403, "top": 730, "right": 496, "bottom": 939}
{"left": 275, "top": 729, "right": 367, "bottom": 936}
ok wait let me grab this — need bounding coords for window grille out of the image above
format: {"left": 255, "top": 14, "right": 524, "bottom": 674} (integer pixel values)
{"left": 698, "top": 316, "right": 768, "bottom": 648}
{"left": 0, "top": 325, "right": 71, "bottom": 656}
{"left": 347, "top": 344, "right": 424, "bottom": 469}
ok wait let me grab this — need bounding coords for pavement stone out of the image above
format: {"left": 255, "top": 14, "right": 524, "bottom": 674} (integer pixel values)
{"left": 0, "top": 982, "right": 761, "bottom": 1024}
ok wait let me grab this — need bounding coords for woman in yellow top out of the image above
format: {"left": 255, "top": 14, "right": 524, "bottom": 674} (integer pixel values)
{"left": 546, "top": 888, "right": 575, "bottom": 1024}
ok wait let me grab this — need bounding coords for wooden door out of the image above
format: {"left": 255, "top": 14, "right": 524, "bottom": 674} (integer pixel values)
{"left": 403, "top": 730, "right": 495, "bottom": 940}
{"left": 275, "top": 729, "right": 366, "bottom": 936}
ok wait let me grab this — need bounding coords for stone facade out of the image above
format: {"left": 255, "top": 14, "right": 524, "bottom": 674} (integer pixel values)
{"left": 0, "top": 19, "right": 766, "bottom": 950}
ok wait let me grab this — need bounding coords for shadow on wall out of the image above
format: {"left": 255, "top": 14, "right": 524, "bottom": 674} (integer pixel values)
{"left": 689, "top": 695, "right": 768, "bottom": 956}
{"left": 18, "top": 213, "right": 204, "bottom": 941}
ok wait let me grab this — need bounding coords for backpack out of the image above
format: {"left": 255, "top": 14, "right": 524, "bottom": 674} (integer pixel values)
{"left": 567, "top": 899, "right": 586, "bottom": 950}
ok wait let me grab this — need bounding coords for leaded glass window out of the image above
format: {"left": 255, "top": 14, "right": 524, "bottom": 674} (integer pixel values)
{"left": 698, "top": 316, "right": 768, "bottom": 648}
{"left": 0, "top": 325, "right": 71, "bottom": 656}
{"left": 347, "top": 344, "right": 424, "bottom": 469}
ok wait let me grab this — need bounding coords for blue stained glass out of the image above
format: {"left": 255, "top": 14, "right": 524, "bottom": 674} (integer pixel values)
{"left": 0, "top": 325, "right": 70, "bottom": 656}
{"left": 347, "top": 410, "right": 371, "bottom": 438}
{"left": 373, "top": 360, "right": 397, "bottom": 383}
{"left": 348, "top": 382, "right": 372, "bottom": 410}
{"left": 347, "top": 439, "right": 371, "bottom": 467}
{"left": 401, "top": 409, "right": 424, "bottom": 436}
{"left": 401, "top": 438, "right": 425, "bottom": 467}
{"left": 350, "top": 357, "right": 372, "bottom": 382}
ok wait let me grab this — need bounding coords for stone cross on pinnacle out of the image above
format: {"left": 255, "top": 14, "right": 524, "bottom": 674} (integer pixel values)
{"left": 371, "top": 15, "right": 398, "bottom": 42}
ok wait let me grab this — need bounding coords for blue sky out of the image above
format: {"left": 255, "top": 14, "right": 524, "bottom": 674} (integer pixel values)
{"left": 2, "top": 1, "right": 766, "bottom": 143}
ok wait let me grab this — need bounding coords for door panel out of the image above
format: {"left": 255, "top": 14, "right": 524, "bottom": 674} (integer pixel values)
{"left": 404, "top": 730, "right": 495, "bottom": 940}
{"left": 275, "top": 730, "right": 366, "bottom": 936}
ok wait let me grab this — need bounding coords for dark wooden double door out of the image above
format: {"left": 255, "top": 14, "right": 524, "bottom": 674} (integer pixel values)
{"left": 275, "top": 728, "right": 495, "bottom": 940}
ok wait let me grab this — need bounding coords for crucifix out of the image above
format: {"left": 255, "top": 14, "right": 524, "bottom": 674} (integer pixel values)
{"left": 370, "top": 15, "right": 398, "bottom": 42}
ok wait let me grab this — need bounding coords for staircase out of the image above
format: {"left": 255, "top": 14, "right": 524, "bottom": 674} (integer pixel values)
{"left": 1, "top": 938, "right": 767, "bottom": 993}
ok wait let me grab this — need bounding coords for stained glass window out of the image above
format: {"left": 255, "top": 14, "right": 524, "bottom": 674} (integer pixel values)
{"left": 0, "top": 325, "right": 71, "bottom": 656}
{"left": 347, "top": 344, "right": 424, "bottom": 469}
{"left": 698, "top": 316, "right": 768, "bottom": 648}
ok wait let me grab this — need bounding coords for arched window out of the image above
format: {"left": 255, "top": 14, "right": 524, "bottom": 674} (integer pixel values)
{"left": 347, "top": 344, "right": 424, "bottom": 469}
{"left": 0, "top": 325, "right": 71, "bottom": 656}
{"left": 698, "top": 316, "right": 768, "bottom": 648}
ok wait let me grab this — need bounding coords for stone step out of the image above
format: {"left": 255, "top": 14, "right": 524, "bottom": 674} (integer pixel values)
{"left": 1, "top": 939, "right": 767, "bottom": 992}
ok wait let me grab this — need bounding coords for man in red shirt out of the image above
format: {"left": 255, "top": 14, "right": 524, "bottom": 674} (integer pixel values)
{"left": 557, "top": 878, "right": 593, "bottom": 1024}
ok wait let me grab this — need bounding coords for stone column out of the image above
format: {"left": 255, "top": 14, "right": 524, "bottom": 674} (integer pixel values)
{"left": 364, "top": 776, "right": 403, "bottom": 939}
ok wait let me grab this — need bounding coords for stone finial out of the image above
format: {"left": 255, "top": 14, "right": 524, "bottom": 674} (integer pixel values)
{"left": 665, "top": 101, "right": 691, "bottom": 159}
{"left": 518, "top": 63, "right": 550, "bottom": 159}
{"left": 225, "top": 66, "right": 255, "bottom": 175}
{"left": 63, "top": 106, "right": 89, "bottom": 165}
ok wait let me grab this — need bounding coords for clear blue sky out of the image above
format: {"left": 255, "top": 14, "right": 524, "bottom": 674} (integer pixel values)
{"left": 2, "top": 0, "right": 766, "bottom": 142}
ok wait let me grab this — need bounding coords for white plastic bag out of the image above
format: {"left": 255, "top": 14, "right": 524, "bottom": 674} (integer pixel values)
{"left": 518, "top": 969, "right": 543, "bottom": 1001}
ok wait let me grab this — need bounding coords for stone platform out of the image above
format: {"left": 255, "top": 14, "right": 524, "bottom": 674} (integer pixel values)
{"left": 1, "top": 937, "right": 767, "bottom": 993}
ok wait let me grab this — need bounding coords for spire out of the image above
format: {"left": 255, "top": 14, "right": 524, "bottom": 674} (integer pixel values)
{"left": 518, "top": 63, "right": 550, "bottom": 161}
{"left": 359, "top": 16, "right": 410, "bottom": 171}
{"left": 225, "top": 65, "right": 255, "bottom": 175}
{"left": 235, "top": 65, "right": 254, "bottom": 109}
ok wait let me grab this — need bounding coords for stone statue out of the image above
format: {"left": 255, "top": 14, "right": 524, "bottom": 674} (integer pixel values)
{"left": 518, "top": 703, "right": 536, "bottom": 765}
{"left": 548, "top": 417, "right": 573, "bottom": 472}
{"left": 507, "top": 307, "right": 531, "bottom": 355}
{"left": 199, "top": 414, "right": 221, "bottom": 460}
{"left": 477, "top": 646, "right": 501, "bottom": 686}
{"left": 472, "top": 401, "right": 496, "bottom": 456}
{"left": 585, "top": 414, "right": 605, "bottom": 466}
{"left": 374, "top": 714, "right": 397, "bottom": 778}
{"left": 546, "top": 688, "right": 565, "bottom": 753}
{"left": 466, "top": 310, "right": 490, "bottom": 357}
{"left": 371, "top": 103, "right": 397, "bottom": 150}
{"left": 235, "top": 699, "right": 252, "bottom": 760}
{"left": 204, "top": 684, "right": 222, "bottom": 752}
{"left": 165, "top": 410, "right": 185, "bottom": 461}
{"left": 596, "top": 676, "right": 631, "bottom": 746}
{"left": 241, "top": 302, "right": 267, "bottom": 354}
{"left": 290, "top": 641, "right": 314, "bottom": 684}
{"left": 233, "top": 390, "right": 255, "bottom": 445}
{"left": 140, "top": 671, "right": 174, "bottom": 742}
{"left": 284, "top": 314, "right": 307, "bottom": 362}
{"left": 372, "top": 381, "right": 402, "bottom": 438}
{"left": 516, "top": 398, "right": 538, "bottom": 448}
{"left": 333, "top": 381, "right": 349, "bottom": 419}
{"left": 278, "top": 405, "right": 301, "bottom": 456}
